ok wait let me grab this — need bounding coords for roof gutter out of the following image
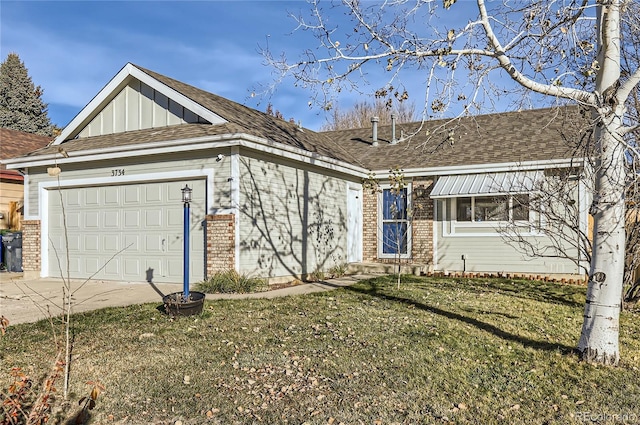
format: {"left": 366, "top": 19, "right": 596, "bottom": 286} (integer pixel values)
{"left": 4, "top": 133, "right": 370, "bottom": 179}
{"left": 370, "top": 158, "right": 585, "bottom": 178}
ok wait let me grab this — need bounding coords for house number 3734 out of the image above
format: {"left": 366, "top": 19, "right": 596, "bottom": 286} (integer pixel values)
{"left": 111, "top": 169, "right": 125, "bottom": 177}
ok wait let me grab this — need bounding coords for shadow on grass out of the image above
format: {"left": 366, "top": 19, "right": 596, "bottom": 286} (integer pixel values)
{"left": 346, "top": 278, "right": 575, "bottom": 354}
{"left": 431, "top": 277, "right": 586, "bottom": 308}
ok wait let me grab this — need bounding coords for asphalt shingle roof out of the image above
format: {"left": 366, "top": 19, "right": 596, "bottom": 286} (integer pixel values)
{"left": 13, "top": 65, "right": 589, "bottom": 173}
{"left": 324, "top": 106, "right": 588, "bottom": 170}
{"left": 0, "top": 128, "right": 52, "bottom": 170}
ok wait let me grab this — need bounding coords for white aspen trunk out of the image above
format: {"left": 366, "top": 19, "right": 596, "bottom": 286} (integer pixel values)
{"left": 577, "top": 113, "right": 626, "bottom": 365}
{"left": 577, "top": 1, "right": 625, "bottom": 365}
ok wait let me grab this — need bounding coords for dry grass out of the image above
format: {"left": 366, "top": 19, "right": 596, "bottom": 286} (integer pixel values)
{"left": 2, "top": 276, "right": 639, "bottom": 424}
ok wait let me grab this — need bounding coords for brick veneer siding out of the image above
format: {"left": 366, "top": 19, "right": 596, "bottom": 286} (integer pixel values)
{"left": 411, "top": 179, "right": 434, "bottom": 264}
{"left": 20, "top": 219, "right": 41, "bottom": 275}
{"left": 362, "top": 189, "right": 379, "bottom": 262}
{"left": 361, "top": 178, "right": 434, "bottom": 265}
{"left": 206, "top": 214, "right": 235, "bottom": 276}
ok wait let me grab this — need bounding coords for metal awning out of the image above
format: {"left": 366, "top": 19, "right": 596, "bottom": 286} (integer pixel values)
{"left": 430, "top": 170, "right": 543, "bottom": 198}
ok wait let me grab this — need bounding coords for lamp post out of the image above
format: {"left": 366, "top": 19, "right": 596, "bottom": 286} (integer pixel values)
{"left": 182, "top": 184, "right": 192, "bottom": 300}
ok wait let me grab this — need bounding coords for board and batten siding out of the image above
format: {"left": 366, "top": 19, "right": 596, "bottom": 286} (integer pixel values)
{"left": 434, "top": 197, "right": 582, "bottom": 275}
{"left": 237, "top": 152, "right": 349, "bottom": 279}
{"left": 25, "top": 151, "right": 232, "bottom": 219}
{"left": 77, "top": 80, "right": 211, "bottom": 138}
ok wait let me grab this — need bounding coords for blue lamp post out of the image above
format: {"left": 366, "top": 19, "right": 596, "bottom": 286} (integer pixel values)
{"left": 181, "top": 184, "right": 192, "bottom": 300}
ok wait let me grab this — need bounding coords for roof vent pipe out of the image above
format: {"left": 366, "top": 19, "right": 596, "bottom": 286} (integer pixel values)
{"left": 371, "top": 116, "right": 379, "bottom": 147}
{"left": 391, "top": 113, "right": 397, "bottom": 144}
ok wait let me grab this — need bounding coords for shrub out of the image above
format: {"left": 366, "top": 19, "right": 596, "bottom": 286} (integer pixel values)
{"left": 195, "top": 270, "right": 267, "bottom": 294}
{"left": 328, "top": 263, "right": 349, "bottom": 278}
{"left": 307, "top": 268, "right": 325, "bottom": 282}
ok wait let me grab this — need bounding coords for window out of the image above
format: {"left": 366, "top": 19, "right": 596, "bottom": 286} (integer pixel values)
{"left": 381, "top": 187, "right": 409, "bottom": 255}
{"left": 455, "top": 194, "right": 530, "bottom": 222}
{"left": 475, "top": 196, "right": 508, "bottom": 221}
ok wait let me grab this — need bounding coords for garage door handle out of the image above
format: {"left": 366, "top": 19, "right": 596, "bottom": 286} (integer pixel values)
{"left": 162, "top": 238, "right": 166, "bottom": 252}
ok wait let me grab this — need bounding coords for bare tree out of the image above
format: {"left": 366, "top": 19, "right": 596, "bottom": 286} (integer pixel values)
{"left": 321, "top": 98, "right": 416, "bottom": 131}
{"left": 263, "top": 0, "right": 640, "bottom": 365}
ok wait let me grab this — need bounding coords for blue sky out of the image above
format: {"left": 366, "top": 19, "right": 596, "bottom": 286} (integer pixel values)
{"left": 1, "top": 1, "right": 548, "bottom": 132}
{"left": 2, "top": 1, "right": 335, "bottom": 129}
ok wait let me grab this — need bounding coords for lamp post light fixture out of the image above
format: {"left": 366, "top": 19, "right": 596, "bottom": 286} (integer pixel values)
{"left": 182, "top": 184, "right": 192, "bottom": 300}
{"left": 161, "top": 183, "right": 204, "bottom": 317}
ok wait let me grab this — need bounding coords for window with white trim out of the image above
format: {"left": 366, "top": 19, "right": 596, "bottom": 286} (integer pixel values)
{"left": 455, "top": 194, "right": 530, "bottom": 222}
{"left": 379, "top": 186, "right": 411, "bottom": 256}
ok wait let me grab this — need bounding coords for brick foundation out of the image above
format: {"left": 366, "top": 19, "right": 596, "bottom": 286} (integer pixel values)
{"left": 206, "top": 214, "right": 235, "bottom": 277}
{"left": 20, "top": 219, "right": 41, "bottom": 276}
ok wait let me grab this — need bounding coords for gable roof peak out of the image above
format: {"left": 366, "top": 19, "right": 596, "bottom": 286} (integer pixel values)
{"left": 52, "top": 63, "right": 226, "bottom": 145}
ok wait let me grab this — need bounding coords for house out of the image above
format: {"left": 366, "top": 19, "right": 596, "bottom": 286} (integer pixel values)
{"left": 0, "top": 128, "right": 52, "bottom": 230}
{"left": 2, "top": 63, "right": 589, "bottom": 283}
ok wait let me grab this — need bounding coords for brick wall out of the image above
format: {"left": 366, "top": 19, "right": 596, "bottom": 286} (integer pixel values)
{"left": 362, "top": 189, "right": 378, "bottom": 262}
{"left": 20, "top": 219, "right": 41, "bottom": 274}
{"left": 206, "top": 214, "right": 235, "bottom": 276}
{"left": 411, "top": 179, "right": 434, "bottom": 264}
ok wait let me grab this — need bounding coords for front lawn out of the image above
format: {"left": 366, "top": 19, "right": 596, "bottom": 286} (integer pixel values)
{"left": 2, "top": 276, "right": 639, "bottom": 424}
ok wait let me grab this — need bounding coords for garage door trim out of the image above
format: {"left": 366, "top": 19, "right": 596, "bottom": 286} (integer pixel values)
{"left": 39, "top": 168, "right": 214, "bottom": 278}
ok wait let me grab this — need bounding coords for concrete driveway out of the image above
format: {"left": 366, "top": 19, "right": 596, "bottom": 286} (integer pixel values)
{"left": 0, "top": 272, "right": 369, "bottom": 326}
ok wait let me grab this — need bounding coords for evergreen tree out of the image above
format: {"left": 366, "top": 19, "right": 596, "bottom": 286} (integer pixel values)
{"left": 0, "top": 53, "right": 53, "bottom": 136}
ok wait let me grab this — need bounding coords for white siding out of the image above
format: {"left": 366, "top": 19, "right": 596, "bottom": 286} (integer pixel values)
{"left": 238, "top": 152, "right": 349, "bottom": 279}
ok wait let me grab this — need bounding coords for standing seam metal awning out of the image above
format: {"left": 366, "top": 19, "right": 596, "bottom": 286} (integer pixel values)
{"left": 430, "top": 170, "right": 543, "bottom": 198}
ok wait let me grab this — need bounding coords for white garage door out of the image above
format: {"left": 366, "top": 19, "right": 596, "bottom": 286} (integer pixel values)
{"left": 47, "top": 179, "right": 206, "bottom": 284}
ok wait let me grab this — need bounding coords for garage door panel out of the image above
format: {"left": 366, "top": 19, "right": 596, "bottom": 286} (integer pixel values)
{"left": 48, "top": 179, "right": 206, "bottom": 283}
{"left": 84, "top": 211, "right": 99, "bottom": 228}
{"left": 103, "top": 258, "right": 120, "bottom": 277}
{"left": 124, "top": 258, "right": 141, "bottom": 277}
{"left": 145, "top": 209, "right": 162, "bottom": 227}
{"left": 166, "top": 257, "right": 184, "bottom": 278}
{"left": 67, "top": 234, "right": 81, "bottom": 252}
{"left": 68, "top": 257, "right": 81, "bottom": 274}
{"left": 85, "top": 189, "right": 99, "bottom": 206}
{"left": 103, "top": 211, "right": 119, "bottom": 228}
{"left": 48, "top": 235, "right": 65, "bottom": 254}
{"left": 84, "top": 234, "right": 99, "bottom": 252}
{"left": 66, "top": 191, "right": 81, "bottom": 206}
{"left": 84, "top": 257, "right": 100, "bottom": 275}
{"left": 123, "top": 234, "right": 140, "bottom": 253}
{"left": 167, "top": 186, "right": 184, "bottom": 203}
{"left": 123, "top": 185, "right": 140, "bottom": 205}
{"left": 144, "top": 258, "right": 162, "bottom": 278}
{"left": 103, "top": 234, "right": 119, "bottom": 251}
{"left": 123, "top": 211, "right": 140, "bottom": 228}
{"left": 145, "top": 185, "right": 163, "bottom": 203}
{"left": 167, "top": 208, "right": 182, "bottom": 226}
{"left": 103, "top": 186, "right": 120, "bottom": 205}
{"left": 67, "top": 211, "right": 81, "bottom": 229}
{"left": 165, "top": 234, "right": 182, "bottom": 253}
{"left": 144, "top": 234, "right": 164, "bottom": 253}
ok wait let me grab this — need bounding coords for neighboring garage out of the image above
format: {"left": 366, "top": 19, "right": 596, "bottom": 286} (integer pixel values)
{"left": 46, "top": 179, "right": 206, "bottom": 284}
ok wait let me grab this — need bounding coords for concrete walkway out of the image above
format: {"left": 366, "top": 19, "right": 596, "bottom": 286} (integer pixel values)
{"left": 0, "top": 272, "right": 372, "bottom": 326}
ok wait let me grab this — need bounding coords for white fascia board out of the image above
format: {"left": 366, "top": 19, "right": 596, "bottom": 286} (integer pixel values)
{"left": 370, "top": 158, "right": 585, "bottom": 178}
{"left": 52, "top": 63, "right": 225, "bottom": 145}
{"left": 6, "top": 132, "right": 370, "bottom": 178}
